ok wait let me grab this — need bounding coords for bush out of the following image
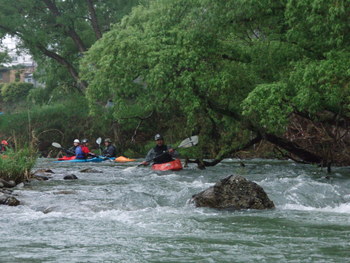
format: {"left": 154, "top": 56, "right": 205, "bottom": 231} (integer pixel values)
{"left": 27, "top": 87, "right": 51, "bottom": 105}
{"left": 1, "top": 82, "right": 33, "bottom": 103}
{"left": 0, "top": 96, "right": 113, "bottom": 154}
{"left": 0, "top": 148, "right": 37, "bottom": 184}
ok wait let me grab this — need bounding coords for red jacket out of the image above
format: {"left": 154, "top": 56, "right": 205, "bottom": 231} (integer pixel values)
{"left": 81, "top": 146, "right": 90, "bottom": 156}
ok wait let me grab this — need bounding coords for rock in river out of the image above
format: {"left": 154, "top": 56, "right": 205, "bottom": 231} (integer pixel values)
{"left": 191, "top": 175, "right": 275, "bottom": 210}
{"left": 0, "top": 195, "right": 20, "bottom": 206}
{"left": 63, "top": 174, "right": 78, "bottom": 180}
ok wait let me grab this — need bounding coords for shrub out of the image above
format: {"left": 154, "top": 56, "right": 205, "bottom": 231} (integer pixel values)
{"left": 0, "top": 147, "right": 37, "bottom": 184}
{"left": 1, "top": 82, "right": 33, "bottom": 103}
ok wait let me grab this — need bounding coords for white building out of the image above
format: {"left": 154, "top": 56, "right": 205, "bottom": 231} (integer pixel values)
{"left": 0, "top": 35, "right": 35, "bottom": 67}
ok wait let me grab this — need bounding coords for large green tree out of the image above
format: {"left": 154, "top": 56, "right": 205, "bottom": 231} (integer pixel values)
{"left": 81, "top": 0, "right": 350, "bottom": 167}
{"left": 0, "top": 0, "right": 140, "bottom": 92}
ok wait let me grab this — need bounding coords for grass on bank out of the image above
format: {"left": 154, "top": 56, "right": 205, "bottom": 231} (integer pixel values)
{"left": 0, "top": 148, "right": 37, "bottom": 184}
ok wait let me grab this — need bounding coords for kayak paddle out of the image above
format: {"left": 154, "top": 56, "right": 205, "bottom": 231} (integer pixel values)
{"left": 52, "top": 142, "right": 76, "bottom": 156}
{"left": 96, "top": 137, "right": 102, "bottom": 155}
{"left": 96, "top": 137, "right": 115, "bottom": 161}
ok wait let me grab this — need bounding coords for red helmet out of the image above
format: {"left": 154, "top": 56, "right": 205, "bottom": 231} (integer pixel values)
{"left": 1, "top": 140, "right": 8, "bottom": 145}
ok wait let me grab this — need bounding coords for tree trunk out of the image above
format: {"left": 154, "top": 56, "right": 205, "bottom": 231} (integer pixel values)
{"left": 86, "top": 0, "right": 102, "bottom": 39}
{"left": 43, "top": 0, "right": 86, "bottom": 52}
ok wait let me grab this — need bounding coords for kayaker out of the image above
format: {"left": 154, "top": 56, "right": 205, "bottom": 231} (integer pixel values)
{"left": 75, "top": 139, "right": 96, "bottom": 159}
{"left": 141, "top": 134, "right": 178, "bottom": 166}
{"left": 102, "top": 138, "right": 117, "bottom": 158}
{"left": 0, "top": 140, "right": 9, "bottom": 154}
{"left": 65, "top": 139, "right": 80, "bottom": 157}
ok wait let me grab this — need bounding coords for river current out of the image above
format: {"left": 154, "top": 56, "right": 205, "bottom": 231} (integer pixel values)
{"left": 1, "top": 158, "right": 349, "bottom": 262}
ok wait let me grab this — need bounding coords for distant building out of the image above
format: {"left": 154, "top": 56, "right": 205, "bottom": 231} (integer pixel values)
{"left": 0, "top": 36, "right": 38, "bottom": 85}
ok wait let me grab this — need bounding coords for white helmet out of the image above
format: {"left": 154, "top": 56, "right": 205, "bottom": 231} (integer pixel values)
{"left": 73, "top": 139, "right": 80, "bottom": 143}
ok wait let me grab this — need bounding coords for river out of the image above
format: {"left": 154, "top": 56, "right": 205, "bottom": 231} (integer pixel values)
{"left": 1, "top": 158, "right": 349, "bottom": 262}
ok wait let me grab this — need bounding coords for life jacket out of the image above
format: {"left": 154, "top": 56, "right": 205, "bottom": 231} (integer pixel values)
{"left": 153, "top": 145, "right": 173, "bottom": 164}
{"left": 81, "top": 145, "right": 90, "bottom": 155}
{"left": 75, "top": 146, "right": 85, "bottom": 159}
{"left": 103, "top": 145, "right": 117, "bottom": 157}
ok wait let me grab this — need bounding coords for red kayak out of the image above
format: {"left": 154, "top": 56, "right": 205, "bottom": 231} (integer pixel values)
{"left": 152, "top": 159, "right": 183, "bottom": 171}
{"left": 57, "top": 156, "right": 76, "bottom": 161}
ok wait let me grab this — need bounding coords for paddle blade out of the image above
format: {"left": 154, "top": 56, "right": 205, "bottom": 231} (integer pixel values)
{"left": 52, "top": 142, "right": 62, "bottom": 148}
{"left": 96, "top": 137, "right": 102, "bottom": 145}
{"left": 177, "top": 135, "right": 198, "bottom": 148}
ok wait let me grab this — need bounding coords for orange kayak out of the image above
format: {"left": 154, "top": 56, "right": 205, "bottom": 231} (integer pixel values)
{"left": 115, "top": 156, "right": 136, "bottom": 162}
{"left": 152, "top": 159, "right": 183, "bottom": 171}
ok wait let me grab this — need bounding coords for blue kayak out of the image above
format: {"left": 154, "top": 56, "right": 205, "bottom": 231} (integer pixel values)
{"left": 54, "top": 156, "right": 114, "bottom": 163}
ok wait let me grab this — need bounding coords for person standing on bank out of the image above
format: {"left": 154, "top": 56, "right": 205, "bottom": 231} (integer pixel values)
{"left": 141, "top": 134, "right": 178, "bottom": 166}
{"left": 102, "top": 138, "right": 117, "bottom": 158}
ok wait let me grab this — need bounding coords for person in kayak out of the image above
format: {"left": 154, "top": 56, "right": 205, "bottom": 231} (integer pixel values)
{"left": 141, "top": 134, "right": 178, "bottom": 165}
{"left": 75, "top": 139, "right": 96, "bottom": 159}
{"left": 65, "top": 139, "right": 80, "bottom": 157}
{"left": 0, "top": 140, "right": 9, "bottom": 154}
{"left": 102, "top": 138, "right": 117, "bottom": 158}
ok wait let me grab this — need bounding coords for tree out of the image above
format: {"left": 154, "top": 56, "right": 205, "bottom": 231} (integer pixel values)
{"left": 81, "top": 0, "right": 350, "bottom": 168}
{"left": 0, "top": 0, "right": 140, "bottom": 93}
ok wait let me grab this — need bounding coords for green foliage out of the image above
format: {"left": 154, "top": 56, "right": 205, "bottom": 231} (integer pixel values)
{"left": 0, "top": 148, "right": 37, "bottom": 184}
{"left": 0, "top": 51, "right": 10, "bottom": 66}
{"left": 0, "top": 0, "right": 141, "bottom": 94}
{"left": 242, "top": 83, "right": 293, "bottom": 133}
{"left": 81, "top": 0, "right": 293, "bottom": 154}
{"left": 1, "top": 82, "right": 33, "bottom": 103}
{"left": 243, "top": 1, "right": 350, "bottom": 133}
{"left": 27, "top": 87, "right": 52, "bottom": 105}
{"left": 286, "top": 0, "right": 350, "bottom": 54}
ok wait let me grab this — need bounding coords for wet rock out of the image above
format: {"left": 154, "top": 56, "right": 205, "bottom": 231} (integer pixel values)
{"left": 0, "top": 195, "right": 20, "bottom": 206}
{"left": 33, "top": 175, "right": 50, "bottom": 181}
{"left": 64, "top": 174, "right": 78, "bottom": 180}
{"left": 53, "top": 190, "right": 77, "bottom": 195}
{"left": 191, "top": 175, "right": 275, "bottom": 210}
{"left": 0, "top": 178, "right": 16, "bottom": 188}
{"left": 33, "top": 169, "right": 54, "bottom": 174}
{"left": 32, "top": 169, "right": 54, "bottom": 181}
{"left": 43, "top": 207, "right": 55, "bottom": 214}
{"left": 80, "top": 168, "right": 102, "bottom": 173}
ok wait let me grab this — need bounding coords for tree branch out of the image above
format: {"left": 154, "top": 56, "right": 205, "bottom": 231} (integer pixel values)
{"left": 43, "top": 0, "right": 87, "bottom": 52}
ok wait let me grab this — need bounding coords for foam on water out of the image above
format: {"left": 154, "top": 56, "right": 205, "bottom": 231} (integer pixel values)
{"left": 1, "top": 158, "right": 350, "bottom": 262}
{"left": 282, "top": 202, "right": 350, "bottom": 214}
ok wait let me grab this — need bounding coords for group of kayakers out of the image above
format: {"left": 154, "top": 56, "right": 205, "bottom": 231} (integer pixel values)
{"left": 64, "top": 138, "right": 117, "bottom": 160}
{"left": 61, "top": 134, "right": 177, "bottom": 165}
